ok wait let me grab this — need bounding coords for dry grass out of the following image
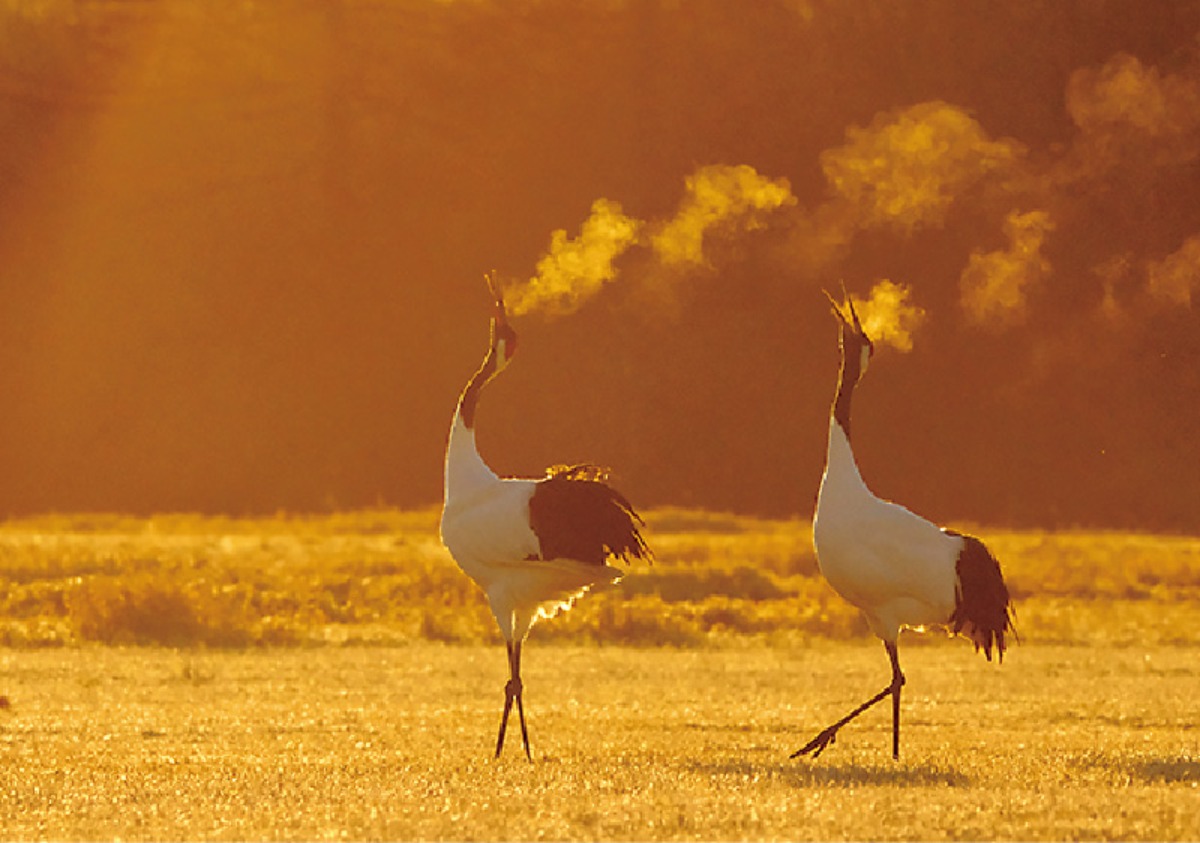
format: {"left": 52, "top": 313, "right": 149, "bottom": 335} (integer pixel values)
{"left": 1, "top": 643, "right": 1197, "bottom": 840}
{"left": 1, "top": 509, "right": 1199, "bottom": 837}
{"left": 2, "top": 507, "right": 1199, "bottom": 649}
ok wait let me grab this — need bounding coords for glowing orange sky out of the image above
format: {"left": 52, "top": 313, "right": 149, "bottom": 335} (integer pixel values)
{"left": 0, "top": 0, "right": 1198, "bottom": 529}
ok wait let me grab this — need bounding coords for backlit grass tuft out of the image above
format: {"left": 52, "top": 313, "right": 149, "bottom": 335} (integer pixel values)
{"left": 1, "top": 509, "right": 1198, "bottom": 648}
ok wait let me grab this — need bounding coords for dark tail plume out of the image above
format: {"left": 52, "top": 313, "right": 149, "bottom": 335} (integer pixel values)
{"left": 529, "top": 469, "right": 652, "bottom": 567}
{"left": 945, "top": 531, "right": 1016, "bottom": 662}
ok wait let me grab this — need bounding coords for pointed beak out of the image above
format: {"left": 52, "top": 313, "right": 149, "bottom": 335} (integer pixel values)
{"left": 822, "top": 288, "right": 846, "bottom": 323}
{"left": 839, "top": 281, "right": 864, "bottom": 333}
{"left": 485, "top": 272, "right": 509, "bottom": 327}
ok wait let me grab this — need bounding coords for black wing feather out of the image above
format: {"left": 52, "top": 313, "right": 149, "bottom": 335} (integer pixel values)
{"left": 528, "top": 470, "right": 652, "bottom": 567}
{"left": 945, "top": 530, "right": 1016, "bottom": 662}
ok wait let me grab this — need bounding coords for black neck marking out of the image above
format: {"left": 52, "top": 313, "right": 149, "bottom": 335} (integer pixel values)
{"left": 832, "top": 328, "right": 866, "bottom": 439}
{"left": 457, "top": 346, "right": 501, "bottom": 429}
{"left": 457, "top": 315, "right": 518, "bottom": 429}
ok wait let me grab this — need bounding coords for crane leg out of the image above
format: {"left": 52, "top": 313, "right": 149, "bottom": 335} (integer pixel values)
{"left": 495, "top": 641, "right": 516, "bottom": 758}
{"left": 512, "top": 641, "right": 531, "bottom": 760}
{"left": 495, "top": 640, "right": 532, "bottom": 760}
{"left": 791, "top": 639, "right": 905, "bottom": 760}
{"left": 886, "top": 640, "right": 904, "bottom": 760}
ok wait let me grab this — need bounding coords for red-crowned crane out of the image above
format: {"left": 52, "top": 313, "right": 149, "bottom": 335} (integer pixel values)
{"left": 792, "top": 287, "right": 1015, "bottom": 761}
{"left": 439, "top": 276, "right": 651, "bottom": 760}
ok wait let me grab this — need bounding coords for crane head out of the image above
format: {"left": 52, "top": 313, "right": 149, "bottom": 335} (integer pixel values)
{"left": 823, "top": 283, "right": 874, "bottom": 377}
{"left": 485, "top": 271, "right": 518, "bottom": 368}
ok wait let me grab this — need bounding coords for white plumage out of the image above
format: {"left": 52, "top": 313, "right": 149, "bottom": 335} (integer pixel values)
{"left": 793, "top": 288, "right": 1014, "bottom": 761}
{"left": 815, "top": 421, "right": 959, "bottom": 642}
{"left": 441, "top": 417, "right": 624, "bottom": 642}
{"left": 440, "top": 277, "right": 650, "bottom": 760}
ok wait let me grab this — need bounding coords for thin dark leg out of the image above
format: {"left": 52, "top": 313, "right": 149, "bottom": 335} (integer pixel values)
{"left": 512, "top": 641, "right": 531, "bottom": 760}
{"left": 494, "top": 641, "right": 516, "bottom": 758}
{"left": 791, "top": 639, "right": 904, "bottom": 760}
{"left": 494, "top": 640, "right": 531, "bottom": 760}
{"left": 886, "top": 640, "right": 905, "bottom": 760}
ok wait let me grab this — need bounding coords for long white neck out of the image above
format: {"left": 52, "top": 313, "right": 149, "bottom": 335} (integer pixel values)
{"left": 443, "top": 409, "right": 499, "bottom": 512}
{"left": 818, "top": 417, "right": 872, "bottom": 508}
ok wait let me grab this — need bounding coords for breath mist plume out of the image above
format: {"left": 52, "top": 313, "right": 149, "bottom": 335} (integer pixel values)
{"left": 504, "top": 51, "right": 1199, "bottom": 328}
{"left": 1147, "top": 234, "right": 1200, "bottom": 307}
{"left": 821, "top": 101, "right": 1023, "bottom": 233}
{"left": 505, "top": 165, "right": 793, "bottom": 318}
{"left": 506, "top": 198, "right": 641, "bottom": 317}
{"left": 960, "top": 209, "right": 1054, "bottom": 328}
{"left": 852, "top": 280, "right": 926, "bottom": 352}
{"left": 1066, "top": 52, "right": 1200, "bottom": 169}
{"left": 651, "top": 164, "right": 795, "bottom": 267}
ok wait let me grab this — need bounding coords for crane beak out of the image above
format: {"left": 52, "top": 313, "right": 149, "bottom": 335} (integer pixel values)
{"left": 822, "top": 288, "right": 846, "bottom": 323}
{"left": 485, "top": 272, "right": 509, "bottom": 326}
{"left": 839, "top": 280, "right": 865, "bottom": 333}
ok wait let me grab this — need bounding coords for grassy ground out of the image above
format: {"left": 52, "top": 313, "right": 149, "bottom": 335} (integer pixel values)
{"left": 2, "top": 508, "right": 1199, "bottom": 648}
{"left": 1, "top": 642, "right": 1197, "bottom": 840}
{"left": 1, "top": 509, "right": 1199, "bottom": 839}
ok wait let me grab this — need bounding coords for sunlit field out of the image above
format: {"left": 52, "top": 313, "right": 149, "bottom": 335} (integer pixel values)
{"left": 2, "top": 510, "right": 1199, "bottom": 839}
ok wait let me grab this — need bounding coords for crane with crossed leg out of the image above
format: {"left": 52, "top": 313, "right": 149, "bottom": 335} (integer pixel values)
{"left": 793, "top": 286, "right": 1016, "bottom": 761}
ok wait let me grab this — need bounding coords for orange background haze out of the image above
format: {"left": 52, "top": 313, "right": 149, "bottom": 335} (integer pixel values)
{"left": 0, "top": 0, "right": 1198, "bottom": 530}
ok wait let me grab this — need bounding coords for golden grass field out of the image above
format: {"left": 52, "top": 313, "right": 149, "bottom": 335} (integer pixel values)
{"left": 1, "top": 509, "right": 1198, "bottom": 840}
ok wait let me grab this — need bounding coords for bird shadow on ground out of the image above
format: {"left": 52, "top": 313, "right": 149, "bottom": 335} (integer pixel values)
{"left": 1125, "top": 755, "right": 1200, "bottom": 784}
{"left": 698, "top": 757, "right": 971, "bottom": 788}
{"left": 1068, "top": 749, "right": 1200, "bottom": 785}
